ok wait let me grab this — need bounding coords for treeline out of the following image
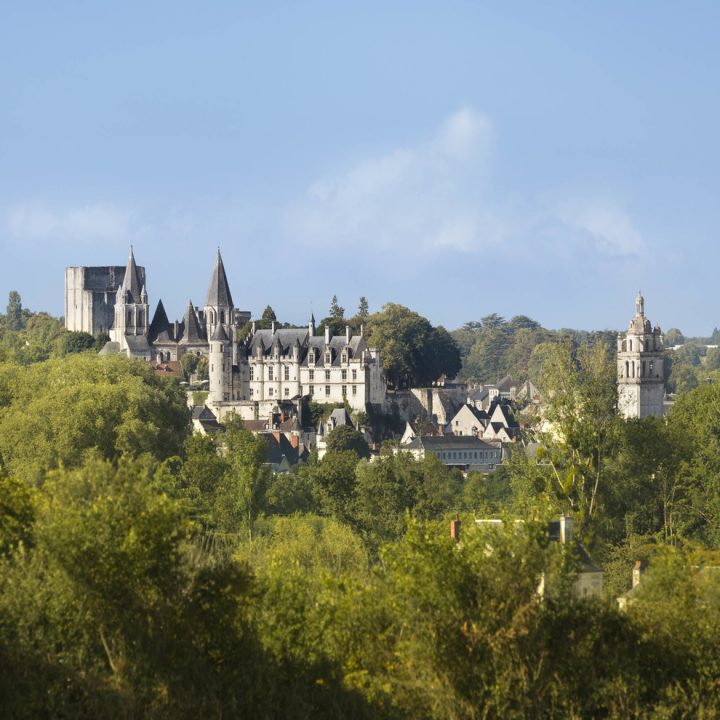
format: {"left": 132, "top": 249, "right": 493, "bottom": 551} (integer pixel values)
{"left": 1, "top": 351, "right": 720, "bottom": 716}
{"left": 450, "top": 313, "right": 618, "bottom": 384}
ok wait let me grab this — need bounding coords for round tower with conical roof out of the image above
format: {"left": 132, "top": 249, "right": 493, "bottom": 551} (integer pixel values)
{"left": 617, "top": 292, "right": 664, "bottom": 418}
{"left": 208, "top": 322, "right": 231, "bottom": 405}
{"left": 204, "top": 248, "right": 234, "bottom": 340}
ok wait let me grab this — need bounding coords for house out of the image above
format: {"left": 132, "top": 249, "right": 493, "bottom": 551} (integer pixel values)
{"left": 546, "top": 516, "right": 603, "bottom": 597}
{"left": 191, "top": 406, "right": 224, "bottom": 435}
{"left": 399, "top": 435, "right": 502, "bottom": 472}
{"left": 446, "top": 403, "right": 490, "bottom": 437}
{"left": 316, "top": 407, "right": 370, "bottom": 459}
{"left": 482, "top": 402, "right": 521, "bottom": 442}
{"left": 475, "top": 515, "right": 603, "bottom": 599}
{"left": 260, "top": 431, "right": 310, "bottom": 473}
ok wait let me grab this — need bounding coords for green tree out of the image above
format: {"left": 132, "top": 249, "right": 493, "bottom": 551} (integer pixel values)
{"left": 5, "top": 291, "right": 23, "bottom": 331}
{"left": 214, "top": 421, "right": 271, "bottom": 538}
{"left": 181, "top": 351, "right": 199, "bottom": 378}
{"left": 256, "top": 305, "right": 278, "bottom": 330}
{"left": 366, "top": 303, "right": 461, "bottom": 387}
{"left": 55, "top": 330, "right": 96, "bottom": 356}
{"left": 0, "top": 354, "right": 189, "bottom": 484}
{"left": 325, "top": 425, "right": 371, "bottom": 459}
{"left": 536, "top": 340, "right": 620, "bottom": 524}
{"left": 358, "top": 296, "right": 369, "bottom": 319}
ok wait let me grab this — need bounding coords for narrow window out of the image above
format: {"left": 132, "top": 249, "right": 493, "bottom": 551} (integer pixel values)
{"left": 268, "top": 366, "right": 274, "bottom": 381}
{"left": 325, "top": 370, "right": 330, "bottom": 381}
{"left": 352, "top": 385, "right": 357, "bottom": 396}
{"left": 342, "top": 369, "right": 347, "bottom": 380}
{"left": 352, "top": 369, "right": 357, "bottom": 380}
{"left": 284, "top": 366, "right": 290, "bottom": 380}
{"left": 309, "top": 370, "right": 314, "bottom": 380}
{"left": 325, "top": 385, "right": 330, "bottom": 397}
{"left": 342, "top": 385, "right": 347, "bottom": 396}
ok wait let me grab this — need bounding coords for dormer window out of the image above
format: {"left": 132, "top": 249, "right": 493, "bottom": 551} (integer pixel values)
{"left": 341, "top": 351, "right": 348, "bottom": 364}
{"left": 325, "top": 352, "right": 331, "bottom": 364}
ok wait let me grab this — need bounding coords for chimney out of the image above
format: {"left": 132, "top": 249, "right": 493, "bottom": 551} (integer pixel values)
{"left": 346, "top": 325, "right": 351, "bottom": 343}
{"left": 325, "top": 325, "right": 330, "bottom": 345}
{"left": 632, "top": 560, "right": 643, "bottom": 589}
{"left": 271, "top": 320, "right": 276, "bottom": 334}
{"left": 450, "top": 515, "right": 461, "bottom": 543}
{"left": 360, "top": 323, "right": 364, "bottom": 337}
{"left": 173, "top": 320, "right": 179, "bottom": 340}
{"left": 559, "top": 514, "right": 573, "bottom": 545}
{"left": 251, "top": 321, "right": 256, "bottom": 334}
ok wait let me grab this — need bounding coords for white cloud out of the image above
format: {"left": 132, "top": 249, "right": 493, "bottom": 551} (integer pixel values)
{"left": 5, "top": 203, "right": 143, "bottom": 246}
{"left": 283, "top": 108, "right": 503, "bottom": 254}
{"left": 284, "top": 107, "right": 647, "bottom": 265}
{"left": 556, "top": 199, "right": 645, "bottom": 257}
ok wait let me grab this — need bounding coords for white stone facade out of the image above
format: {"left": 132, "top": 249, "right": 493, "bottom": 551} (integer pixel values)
{"left": 210, "top": 321, "right": 386, "bottom": 414}
{"left": 617, "top": 292, "right": 665, "bottom": 419}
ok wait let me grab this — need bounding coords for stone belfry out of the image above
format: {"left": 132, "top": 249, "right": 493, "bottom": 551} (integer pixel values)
{"left": 617, "top": 292, "right": 664, "bottom": 419}
{"left": 111, "top": 246, "right": 149, "bottom": 343}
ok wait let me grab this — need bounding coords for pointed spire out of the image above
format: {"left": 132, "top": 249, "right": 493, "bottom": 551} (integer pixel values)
{"left": 148, "top": 299, "right": 171, "bottom": 343}
{"left": 140, "top": 284, "right": 148, "bottom": 303}
{"left": 121, "top": 246, "right": 142, "bottom": 303}
{"left": 205, "top": 248, "right": 234, "bottom": 309}
{"left": 180, "top": 299, "right": 204, "bottom": 343}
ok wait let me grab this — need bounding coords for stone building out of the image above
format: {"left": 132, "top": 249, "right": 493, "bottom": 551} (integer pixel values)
{"left": 617, "top": 292, "right": 665, "bottom": 419}
{"left": 65, "top": 258, "right": 147, "bottom": 336}
{"left": 67, "top": 248, "right": 386, "bottom": 419}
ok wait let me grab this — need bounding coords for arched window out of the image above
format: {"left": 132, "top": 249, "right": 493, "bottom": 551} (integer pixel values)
{"left": 220, "top": 311, "right": 225, "bottom": 325}
{"left": 625, "top": 361, "right": 629, "bottom": 377}
{"left": 629, "top": 339, "right": 633, "bottom": 351}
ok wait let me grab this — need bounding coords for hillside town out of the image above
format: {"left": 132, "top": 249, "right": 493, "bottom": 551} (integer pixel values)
{"left": 65, "top": 248, "right": 667, "bottom": 486}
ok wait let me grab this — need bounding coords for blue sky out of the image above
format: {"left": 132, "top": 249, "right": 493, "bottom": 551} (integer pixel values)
{"left": 2, "top": 1, "right": 720, "bottom": 335}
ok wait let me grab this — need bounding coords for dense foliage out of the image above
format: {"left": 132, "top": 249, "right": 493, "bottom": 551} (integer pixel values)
{"left": 3, "top": 299, "right": 720, "bottom": 716}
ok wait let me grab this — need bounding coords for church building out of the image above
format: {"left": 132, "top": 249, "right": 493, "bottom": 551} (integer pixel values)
{"left": 617, "top": 292, "right": 664, "bottom": 419}
{"left": 65, "top": 248, "right": 386, "bottom": 418}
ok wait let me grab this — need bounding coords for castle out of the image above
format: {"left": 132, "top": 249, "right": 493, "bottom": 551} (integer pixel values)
{"left": 65, "top": 248, "right": 386, "bottom": 420}
{"left": 617, "top": 292, "right": 665, "bottom": 419}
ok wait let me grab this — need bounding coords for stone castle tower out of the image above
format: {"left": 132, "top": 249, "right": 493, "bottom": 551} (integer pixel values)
{"left": 617, "top": 292, "right": 664, "bottom": 419}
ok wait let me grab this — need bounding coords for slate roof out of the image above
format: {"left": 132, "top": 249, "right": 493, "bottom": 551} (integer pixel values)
{"left": 210, "top": 322, "right": 229, "bottom": 343}
{"left": 125, "top": 335, "right": 151, "bottom": 353}
{"left": 121, "top": 246, "right": 143, "bottom": 303}
{"left": 149, "top": 299, "right": 173, "bottom": 343}
{"left": 249, "top": 329, "right": 308, "bottom": 356}
{"left": 98, "top": 341, "right": 121, "bottom": 355}
{"left": 179, "top": 300, "right": 206, "bottom": 344}
{"left": 411, "top": 435, "right": 499, "bottom": 452}
{"left": 205, "top": 249, "right": 234, "bottom": 309}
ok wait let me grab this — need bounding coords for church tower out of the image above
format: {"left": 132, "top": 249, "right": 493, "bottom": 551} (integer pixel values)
{"left": 617, "top": 292, "right": 664, "bottom": 419}
{"left": 111, "top": 246, "right": 149, "bottom": 343}
{"left": 204, "top": 248, "right": 234, "bottom": 340}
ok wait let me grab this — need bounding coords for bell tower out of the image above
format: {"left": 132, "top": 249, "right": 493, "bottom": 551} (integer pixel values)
{"left": 617, "top": 292, "right": 664, "bottom": 419}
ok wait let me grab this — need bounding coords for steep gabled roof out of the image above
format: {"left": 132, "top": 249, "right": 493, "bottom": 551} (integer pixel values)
{"left": 148, "top": 299, "right": 173, "bottom": 343}
{"left": 205, "top": 248, "right": 234, "bottom": 309}
{"left": 179, "top": 300, "right": 206, "bottom": 344}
